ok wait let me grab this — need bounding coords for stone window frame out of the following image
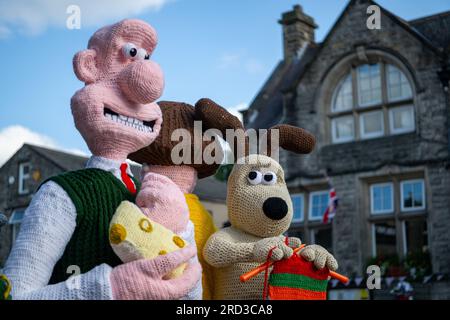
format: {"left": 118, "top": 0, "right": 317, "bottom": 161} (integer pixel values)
{"left": 365, "top": 173, "right": 428, "bottom": 260}
{"left": 18, "top": 161, "right": 31, "bottom": 195}
{"left": 330, "top": 61, "right": 414, "bottom": 143}
{"left": 315, "top": 49, "right": 419, "bottom": 146}
{"left": 288, "top": 186, "right": 333, "bottom": 253}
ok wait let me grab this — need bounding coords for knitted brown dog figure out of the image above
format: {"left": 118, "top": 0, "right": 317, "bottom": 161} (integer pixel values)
{"left": 203, "top": 125, "right": 338, "bottom": 300}
{"left": 129, "top": 98, "right": 243, "bottom": 299}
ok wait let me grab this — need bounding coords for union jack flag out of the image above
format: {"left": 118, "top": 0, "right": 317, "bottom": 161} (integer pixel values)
{"left": 322, "top": 187, "right": 338, "bottom": 224}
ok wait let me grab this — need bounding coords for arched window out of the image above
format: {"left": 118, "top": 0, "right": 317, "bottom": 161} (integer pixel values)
{"left": 330, "top": 62, "right": 414, "bottom": 144}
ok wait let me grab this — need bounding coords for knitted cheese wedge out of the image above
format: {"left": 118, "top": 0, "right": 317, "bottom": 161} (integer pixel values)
{"left": 109, "top": 200, "right": 188, "bottom": 279}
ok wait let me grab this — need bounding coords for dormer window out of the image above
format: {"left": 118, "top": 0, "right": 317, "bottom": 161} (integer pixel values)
{"left": 330, "top": 62, "right": 414, "bottom": 144}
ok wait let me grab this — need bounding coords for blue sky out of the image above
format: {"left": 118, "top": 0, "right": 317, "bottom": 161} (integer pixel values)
{"left": 0, "top": 0, "right": 449, "bottom": 162}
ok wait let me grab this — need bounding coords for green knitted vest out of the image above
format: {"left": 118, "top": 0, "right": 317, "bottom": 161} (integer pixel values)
{"left": 45, "top": 168, "right": 140, "bottom": 284}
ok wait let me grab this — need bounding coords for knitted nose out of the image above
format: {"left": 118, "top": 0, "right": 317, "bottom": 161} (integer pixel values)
{"left": 262, "top": 197, "right": 288, "bottom": 220}
{"left": 118, "top": 60, "right": 164, "bottom": 104}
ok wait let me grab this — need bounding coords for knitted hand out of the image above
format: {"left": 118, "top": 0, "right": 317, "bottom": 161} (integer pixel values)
{"left": 286, "top": 237, "right": 302, "bottom": 248}
{"left": 252, "top": 237, "right": 293, "bottom": 262}
{"left": 136, "top": 171, "right": 189, "bottom": 234}
{"left": 110, "top": 244, "right": 201, "bottom": 300}
{"left": 299, "top": 244, "right": 338, "bottom": 271}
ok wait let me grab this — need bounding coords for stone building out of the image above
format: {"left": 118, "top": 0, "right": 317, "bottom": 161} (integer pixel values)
{"left": 0, "top": 144, "right": 227, "bottom": 268}
{"left": 243, "top": 0, "right": 450, "bottom": 298}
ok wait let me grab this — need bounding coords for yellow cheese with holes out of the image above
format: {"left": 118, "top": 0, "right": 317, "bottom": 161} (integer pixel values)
{"left": 109, "top": 200, "right": 187, "bottom": 278}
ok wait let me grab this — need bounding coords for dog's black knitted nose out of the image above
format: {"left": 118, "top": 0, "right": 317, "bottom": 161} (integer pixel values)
{"left": 262, "top": 197, "right": 288, "bottom": 220}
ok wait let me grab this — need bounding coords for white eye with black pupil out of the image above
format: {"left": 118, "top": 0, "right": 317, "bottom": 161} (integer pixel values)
{"left": 247, "top": 170, "right": 262, "bottom": 185}
{"left": 262, "top": 171, "right": 277, "bottom": 185}
{"left": 123, "top": 43, "right": 138, "bottom": 59}
{"left": 136, "top": 48, "right": 147, "bottom": 60}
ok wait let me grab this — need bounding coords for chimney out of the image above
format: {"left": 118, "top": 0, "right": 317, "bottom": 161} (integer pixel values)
{"left": 279, "top": 4, "right": 317, "bottom": 60}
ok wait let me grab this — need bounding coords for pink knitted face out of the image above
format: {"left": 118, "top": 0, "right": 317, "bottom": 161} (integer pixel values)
{"left": 71, "top": 19, "right": 164, "bottom": 160}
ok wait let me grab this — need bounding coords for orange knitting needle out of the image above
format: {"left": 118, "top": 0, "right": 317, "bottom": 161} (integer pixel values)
{"left": 240, "top": 244, "right": 349, "bottom": 284}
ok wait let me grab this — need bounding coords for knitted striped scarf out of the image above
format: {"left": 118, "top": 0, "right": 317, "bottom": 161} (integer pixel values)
{"left": 268, "top": 253, "right": 329, "bottom": 300}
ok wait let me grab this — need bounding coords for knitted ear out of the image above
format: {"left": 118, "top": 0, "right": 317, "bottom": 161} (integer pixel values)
{"left": 267, "top": 124, "right": 316, "bottom": 154}
{"left": 73, "top": 49, "right": 98, "bottom": 84}
{"left": 194, "top": 98, "right": 244, "bottom": 132}
{"left": 194, "top": 98, "right": 249, "bottom": 161}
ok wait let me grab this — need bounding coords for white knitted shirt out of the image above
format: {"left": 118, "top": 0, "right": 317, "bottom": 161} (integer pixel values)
{"left": 2, "top": 156, "right": 201, "bottom": 300}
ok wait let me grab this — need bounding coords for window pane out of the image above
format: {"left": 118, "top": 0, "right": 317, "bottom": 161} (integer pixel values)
{"left": 357, "top": 64, "right": 382, "bottom": 107}
{"left": 387, "top": 65, "right": 412, "bottom": 101}
{"left": 311, "top": 228, "right": 333, "bottom": 253}
{"left": 9, "top": 209, "right": 26, "bottom": 224}
{"left": 310, "top": 192, "right": 329, "bottom": 220}
{"left": 373, "top": 221, "right": 397, "bottom": 257}
{"left": 360, "top": 111, "right": 384, "bottom": 139}
{"left": 332, "top": 116, "right": 354, "bottom": 143}
{"left": 291, "top": 195, "right": 304, "bottom": 222}
{"left": 413, "top": 183, "right": 423, "bottom": 207}
{"left": 402, "top": 180, "right": 425, "bottom": 211}
{"left": 404, "top": 219, "right": 428, "bottom": 255}
{"left": 23, "top": 164, "right": 30, "bottom": 175}
{"left": 371, "top": 183, "right": 393, "bottom": 214}
{"left": 12, "top": 224, "right": 22, "bottom": 245}
{"left": 403, "top": 184, "right": 413, "bottom": 207}
{"left": 332, "top": 74, "right": 353, "bottom": 112}
{"left": 389, "top": 106, "right": 415, "bottom": 134}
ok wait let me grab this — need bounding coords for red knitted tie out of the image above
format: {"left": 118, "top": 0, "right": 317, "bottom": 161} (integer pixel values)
{"left": 120, "top": 163, "right": 136, "bottom": 194}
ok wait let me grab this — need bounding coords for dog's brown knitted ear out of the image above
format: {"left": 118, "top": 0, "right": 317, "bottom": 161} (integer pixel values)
{"left": 267, "top": 124, "right": 316, "bottom": 155}
{"left": 195, "top": 98, "right": 249, "bottom": 160}
{"left": 194, "top": 98, "right": 244, "bottom": 132}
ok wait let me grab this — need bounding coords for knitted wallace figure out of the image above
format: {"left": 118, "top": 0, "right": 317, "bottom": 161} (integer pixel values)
{"left": 1, "top": 19, "right": 201, "bottom": 300}
{"left": 129, "top": 98, "right": 243, "bottom": 299}
{"left": 203, "top": 124, "right": 339, "bottom": 300}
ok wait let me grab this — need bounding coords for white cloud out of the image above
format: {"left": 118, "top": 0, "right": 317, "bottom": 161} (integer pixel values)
{"left": 0, "top": 125, "right": 88, "bottom": 166}
{"left": 0, "top": 0, "right": 170, "bottom": 37}
{"left": 0, "top": 25, "right": 11, "bottom": 39}
{"left": 218, "top": 53, "right": 241, "bottom": 69}
{"left": 218, "top": 52, "right": 265, "bottom": 75}
{"left": 226, "top": 102, "right": 247, "bottom": 122}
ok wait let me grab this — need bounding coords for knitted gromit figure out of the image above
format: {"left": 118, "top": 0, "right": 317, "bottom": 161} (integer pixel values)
{"left": 1, "top": 19, "right": 200, "bottom": 300}
{"left": 203, "top": 124, "right": 338, "bottom": 300}
{"left": 129, "top": 98, "right": 243, "bottom": 299}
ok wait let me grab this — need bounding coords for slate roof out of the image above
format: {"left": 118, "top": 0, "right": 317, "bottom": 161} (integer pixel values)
{"left": 244, "top": 0, "right": 449, "bottom": 130}
{"left": 245, "top": 45, "right": 318, "bottom": 130}
{"left": 26, "top": 144, "right": 88, "bottom": 172}
{"left": 409, "top": 11, "right": 450, "bottom": 51}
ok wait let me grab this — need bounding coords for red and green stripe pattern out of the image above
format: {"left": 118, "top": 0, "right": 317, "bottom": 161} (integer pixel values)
{"left": 268, "top": 253, "right": 329, "bottom": 300}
